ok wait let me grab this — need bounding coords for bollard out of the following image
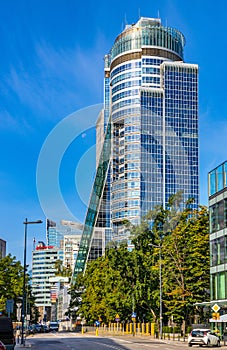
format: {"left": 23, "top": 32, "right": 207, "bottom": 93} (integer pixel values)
{"left": 96, "top": 328, "right": 99, "bottom": 336}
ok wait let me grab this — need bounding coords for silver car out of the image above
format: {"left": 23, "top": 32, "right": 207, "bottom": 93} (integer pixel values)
{"left": 188, "top": 328, "right": 221, "bottom": 347}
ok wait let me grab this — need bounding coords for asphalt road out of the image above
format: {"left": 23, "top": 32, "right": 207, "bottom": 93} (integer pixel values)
{"left": 17, "top": 332, "right": 193, "bottom": 350}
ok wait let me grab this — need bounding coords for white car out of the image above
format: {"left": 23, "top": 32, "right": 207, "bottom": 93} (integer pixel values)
{"left": 188, "top": 328, "right": 221, "bottom": 347}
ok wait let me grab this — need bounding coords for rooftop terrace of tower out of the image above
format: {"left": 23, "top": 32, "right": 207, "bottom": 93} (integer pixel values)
{"left": 109, "top": 17, "right": 185, "bottom": 63}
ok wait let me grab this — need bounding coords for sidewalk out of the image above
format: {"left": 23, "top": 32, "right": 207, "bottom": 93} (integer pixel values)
{"left": 15, "top": 341, "right": 31, "bottom": 348}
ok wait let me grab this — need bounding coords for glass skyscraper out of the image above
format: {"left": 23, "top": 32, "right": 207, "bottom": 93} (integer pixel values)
{"left": 73, "top": 17, "right": 199, "bottom": 279}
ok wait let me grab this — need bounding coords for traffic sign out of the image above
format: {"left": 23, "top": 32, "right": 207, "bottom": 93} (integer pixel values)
{"left": 6, "top": 299, "right": 14, "bottom": 316}
{"left": 131, "top": 312, "right": 137, "bottom": 318}
{"left": 212, "top": 304, "right": 220, "bottom": 312}
{"left": 115, "top": 314, "right": 120, "bottom": 322}
{"left": 95, "top": 320, "right": 100, "bottom": 326}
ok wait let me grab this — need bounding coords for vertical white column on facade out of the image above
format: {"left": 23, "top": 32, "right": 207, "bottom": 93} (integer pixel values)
{"left": 162, "top": 66, "right": 166, "bottom": 210}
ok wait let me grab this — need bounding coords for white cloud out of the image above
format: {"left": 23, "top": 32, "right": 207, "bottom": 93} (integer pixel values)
{"left": 0, "top": 109, "right": 33, "bottom": 133}
{"left": 1, "top": 35, "right": 106, "bottom": 127}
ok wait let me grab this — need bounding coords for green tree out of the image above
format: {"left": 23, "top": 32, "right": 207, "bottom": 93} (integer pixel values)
{"left": 69, "top": 193, "right": 210, "bottom": 329}
{"left": 130, "top": 219, "right": 160, "bottom": 323}
{"left": 70, "top": 243, "right": 138, "bottom": 323}
{"left": 54, "top": 259, "right": 72, "bottom": 278}
{"left": 27, "top": 286, "right": 40, "bottom": 324}
{"left": 0, "top": 254, "right": 24, "bottom": 315}
{"left": 161, "top": 205, "right": 209, "bottom": 328}
{"left": 147, "top": 193, "right": 210, "bottom": 330}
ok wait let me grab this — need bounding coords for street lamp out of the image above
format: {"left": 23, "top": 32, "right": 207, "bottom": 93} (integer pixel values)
{"left": 149, "top": 243, "right": 162, "bottom": 339}
{"left": 21, "top": 218, "right": 42, "bottom": 346}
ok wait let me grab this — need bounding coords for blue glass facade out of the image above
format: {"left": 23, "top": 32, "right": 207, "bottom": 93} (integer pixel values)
{"left": 73, "top": 17, "right": 199, "bottom": 279}
{"left": 163, "top": 63, "right": 199, "bottom": 208}
{"left": 46, "top": 219, "right": 82, "bottom": 248}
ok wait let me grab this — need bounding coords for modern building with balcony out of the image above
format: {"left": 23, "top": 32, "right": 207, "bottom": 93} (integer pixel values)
{"left": 73, "top": 16, "right": 199, "bottom": 279}
{"left": 209, "top": 161, "right": 227, "bottom": 307}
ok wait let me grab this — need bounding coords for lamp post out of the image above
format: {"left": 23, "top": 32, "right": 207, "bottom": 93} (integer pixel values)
{"left": 21, "top": 218, "right": 42, "bottom": 346}
{"left": 149, "top": 243, "right": 162, "bottom": 339}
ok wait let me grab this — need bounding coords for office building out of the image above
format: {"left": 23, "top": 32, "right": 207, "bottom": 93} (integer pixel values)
{"left": 74, "top": 16, "right": 199, "bottom": 278}
{"left": 49, "top": 276, "right": 69, "bottom": 321}
{"left": 0, "top": 239, "right": 6, "bottom": 258}
{"left": 63, "top": 234, "right": 81, "bottom": 271}
{"left": 31, "top": 241, "right": 63, "bottom": 321}
{"left": 209, "top": 161, "right": 227, "bottom": 306}
{"left": 46, "top": 219, "right": 83, "bottom": 249}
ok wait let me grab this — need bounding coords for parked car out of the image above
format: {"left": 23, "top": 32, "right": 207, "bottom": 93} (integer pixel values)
{"left": 188, "top": 328, "right": 221, "bottom": 347}
{"left": 0, "top": 317, "right": 15, "bottom": 350}
{"left": 47, "top": 322, "right": 59, "bottom": 332}
{"left": 27, "top": 325, "right": 34, "bottom": 335}
{"left": 32, "top": 324, "right": 42, "bottom": 333}
{"left": 41, "top": 325, "right": 49, "bottom": 333}
{"left": 0, "top": 341, "right": 6, "bottom": 350}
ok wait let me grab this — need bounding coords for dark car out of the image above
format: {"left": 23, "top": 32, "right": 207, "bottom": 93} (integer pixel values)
{"left": 33, "top": 324, "right": 43, "bottom": 333}
{"left": 48, "top": 322, "right": 59, "bottom": 332}
{"left": 0, "top": 341, "right": 6, "bottom": 350}
{"left": 40, "top": 325, "right": 48, "bottom": 333}
{"left": 0, "top": 317, "right": 15, "bottom": 350}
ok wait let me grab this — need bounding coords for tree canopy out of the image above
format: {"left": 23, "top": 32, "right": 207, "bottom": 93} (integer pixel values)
{"left": 69, "top": 194, "right": 210, "bottom": 328}
{"left": 0, "top": 254, "right": 39, "bottom": 322}
{"left": 0, "top": 254, "right": 23, "bottom": 314}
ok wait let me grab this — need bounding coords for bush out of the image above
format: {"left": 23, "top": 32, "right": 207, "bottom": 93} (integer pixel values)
{"left": 162, "top": 326, "right": 181, "bottom": 333}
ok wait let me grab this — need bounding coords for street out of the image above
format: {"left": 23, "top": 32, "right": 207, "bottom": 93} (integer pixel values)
{"left": 18, "top": 332, "right": 193, "bottom": 350}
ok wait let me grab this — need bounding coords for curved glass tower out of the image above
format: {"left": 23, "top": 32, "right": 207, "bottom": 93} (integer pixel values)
{"left": 73, "top": 17, "right": 199, "bottom": 278}
{"left": 108, "top": 17, "right": 198, "bottom": 235}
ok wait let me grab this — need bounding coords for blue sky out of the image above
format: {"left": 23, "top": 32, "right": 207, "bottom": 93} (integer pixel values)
{"left": 0, "top": 0, "right": 227, "bottom": 265}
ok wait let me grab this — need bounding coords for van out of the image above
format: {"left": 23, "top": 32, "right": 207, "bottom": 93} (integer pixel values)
{"left": 0, "top": 317, "right": 15, "bottom": 350}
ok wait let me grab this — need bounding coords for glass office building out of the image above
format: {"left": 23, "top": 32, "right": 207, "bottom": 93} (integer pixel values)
{"left": 73, "top": 17, "right": 199, "bottom": 278}
{"left": 46, "top": 219, "right": 83, "bottom": 248}
{"left": 209, "top": 161, "right": 227, "bottom": 302}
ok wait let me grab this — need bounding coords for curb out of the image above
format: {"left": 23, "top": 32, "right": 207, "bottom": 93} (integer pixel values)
{"left": 15, "top": 344, "right": 32, "bottom": 348}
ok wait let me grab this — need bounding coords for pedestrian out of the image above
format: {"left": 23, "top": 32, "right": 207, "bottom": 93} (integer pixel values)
{"left": 16, "top": 327, "right": 20, "bottom": 344}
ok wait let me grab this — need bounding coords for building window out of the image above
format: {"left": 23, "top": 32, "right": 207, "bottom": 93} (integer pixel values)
{"left": 218, "top": 272, "right": 226, "bottom": 300}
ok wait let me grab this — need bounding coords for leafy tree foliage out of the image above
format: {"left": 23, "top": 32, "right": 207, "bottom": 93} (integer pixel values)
{"left": 69, "top": 194, "right": 210, "bottom": 329}
{"left": 27, "top": 286, "right": 40, "bottom": 324}
{"left": 161, "top": 204, "right": 210, "bottom": 326}
{"left": 54, "top": 259, "right": 72, "bottom": 278}
{"left": 0, "top": 254, "right": 39, "bottom": 321}
{"left": 70, "top": 243, "right": 138, "bottom": 323}
{"left": 0, "top": 254, "right": 23, "bottom": 315}
{"left": 146, "top": 194, "right": 209, "bottom": 328}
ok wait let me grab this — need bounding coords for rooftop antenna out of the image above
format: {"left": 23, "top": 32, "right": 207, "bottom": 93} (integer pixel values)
{"left": 124, "top": 13, "right": 128, "bottom": 26}
{"left": 158, "top": 9, "right": 160, "bottom": 18}
{"left": 33, "top": 237, "right": 36, "bottom": 250}
{"left": 138, "top": 8, "right": 141, "bottom": 19}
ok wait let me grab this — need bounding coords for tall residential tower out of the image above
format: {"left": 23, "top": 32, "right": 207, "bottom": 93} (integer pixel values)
{"left": 74, "top": 17, "right": 199, "bottom": 278}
